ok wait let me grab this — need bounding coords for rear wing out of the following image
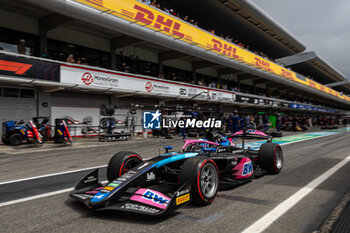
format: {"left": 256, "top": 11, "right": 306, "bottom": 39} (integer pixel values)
{"left": 182, "top": 139, "right": 219, "bottom": 151}
{"left": 230, "top": 129, "right": 272, "bottom": 149}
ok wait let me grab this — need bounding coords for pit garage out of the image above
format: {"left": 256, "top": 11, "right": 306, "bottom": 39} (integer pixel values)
{"left": 0, "top": 85, "right": 37, "bottom": 135}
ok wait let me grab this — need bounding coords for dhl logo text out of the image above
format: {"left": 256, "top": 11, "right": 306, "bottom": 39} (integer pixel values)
{"left": 134, "top": 5, "right": 185, "bottom": 38}
{"left": 211, "top": 39, "right": 239, "bottom": 59}
{"left": 255, "top": 57, "right": 272, "bottom": 72}
{"left": 281, "top": 69, "right": 294, "bottom": 80}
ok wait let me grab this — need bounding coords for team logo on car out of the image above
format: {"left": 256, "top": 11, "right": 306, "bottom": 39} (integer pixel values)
{"left": 90, "top": 193, "right": 109, "bottom": 202}
{"left": 146, "top": 172, "right": 156, "bottom": 181}
{"left": 142, "top": 190, "right": 169, "bottom": 206}
{"left": 247, "top": 129, "right": 256, "bottom": 134}
{"left": 242, "top": 161, "right": 253, "bottom": 176}
{"left": 143, "top": 110, "right": 161, "bottom": 129}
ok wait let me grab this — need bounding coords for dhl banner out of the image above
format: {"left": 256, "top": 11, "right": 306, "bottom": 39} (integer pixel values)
{"left": 74, "top": 0, "right": 350, "bottom": 103}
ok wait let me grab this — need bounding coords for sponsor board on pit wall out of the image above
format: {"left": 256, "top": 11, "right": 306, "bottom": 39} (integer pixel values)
{"left": 209, "top": 90, "right": 236, "bottom": 102}
{"left": 60, "top": 65, "right": 236, "bottom": 102}
{"left": 0, "top": 53, "right": 60, "bottom": 81}
{"left": 59, "top": 65, "right": 337, "bottom": 113}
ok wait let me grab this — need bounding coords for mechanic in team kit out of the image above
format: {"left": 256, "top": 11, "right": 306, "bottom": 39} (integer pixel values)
{"left": 231, "top": 111, "right": 241, "bottom": 133}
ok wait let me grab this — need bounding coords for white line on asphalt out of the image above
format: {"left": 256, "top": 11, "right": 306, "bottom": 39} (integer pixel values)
{"left": 0, "top": 188, "right": 73, "bottom": 208}
{"left": 0, "top": 180, "right": 108, "bottom": 208}
{"left": 4, "top": 143, "right": 120, "bottom": 155}
{"left": 0, "top": 165, "right": 107, "bottom": 186}
{"left": 241, "top": 154, "right": 350, "bottom": 233}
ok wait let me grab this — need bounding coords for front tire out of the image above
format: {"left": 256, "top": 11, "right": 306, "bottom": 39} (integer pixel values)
{"left": 107, "top": 151, "right": 142, "bottom": 182}
{"left": 259, "top": 143, "right": 283, "bottom": 174}
{"left": 9, "top": 132, "right": 23, "bottom": 146}
{"left": 180, "top": 157, "right": 219, "bottom": 205}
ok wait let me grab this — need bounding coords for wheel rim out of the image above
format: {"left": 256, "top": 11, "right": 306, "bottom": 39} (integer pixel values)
{"left": 122, "top": 157, "right": 141, "bottom": 174}
{"left": 275, "top": 148, "right": 283, "bottom": 169}
{"left": 200, "top": 163, "right": 218, "bottom": 199}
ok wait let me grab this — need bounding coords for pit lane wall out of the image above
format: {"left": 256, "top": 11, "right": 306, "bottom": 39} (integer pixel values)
{"left": 72, "top": 0, "right": 350, "bottom": 103}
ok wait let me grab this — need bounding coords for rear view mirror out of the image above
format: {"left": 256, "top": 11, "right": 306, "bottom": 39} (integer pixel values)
{"left": 164, "top": 145, "right": 173, "bottom": 153}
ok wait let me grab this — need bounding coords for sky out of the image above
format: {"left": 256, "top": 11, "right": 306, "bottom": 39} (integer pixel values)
{"left": 251, "top": 0, "right": 350, "bottom": 79}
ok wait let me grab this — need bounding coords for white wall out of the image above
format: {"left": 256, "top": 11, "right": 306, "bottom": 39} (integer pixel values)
{"left": 0, "top": 96, "right": 37, "bottom": 140}
{"left": 51, "top": 106, "right": 100, "bottom": 126}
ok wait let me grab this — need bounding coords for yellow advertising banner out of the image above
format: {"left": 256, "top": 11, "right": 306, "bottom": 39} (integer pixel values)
{"left": 74, "top": 0, "right": 349, "bottom": 102}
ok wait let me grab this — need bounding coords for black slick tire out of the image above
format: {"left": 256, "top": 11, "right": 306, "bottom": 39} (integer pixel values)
{"left": 107, "top": 151, "right": 142, "bottom": 182}
{"left": 259, "top": 143, "right": 283, "bottom": 174}
{"left": 9, "top": 132, "right": 23, "bottom": 146}
{"left": 180, "top": 156, "right": 219, "bottom": 205}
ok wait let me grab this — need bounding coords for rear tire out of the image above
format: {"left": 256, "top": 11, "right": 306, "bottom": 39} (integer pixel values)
{"left": 100, "top": 104, "right": 108, "bottom": 116}
{"left": 259, "top": 143, "right": 283, "bottom": 174}
{"left": 180, "top": 157, "right": 219, "bottom": 205}
{"left": 100, "top": 104, "right": 115, "bottom": 116}
{"left": 107, "top": 151, "right": 142, "bottom": 182}
{"left": 9, "top": 132, "right": 23, "bottom": 146}
{"left": 107, "top": 105, "right": 115, "bottom": 115}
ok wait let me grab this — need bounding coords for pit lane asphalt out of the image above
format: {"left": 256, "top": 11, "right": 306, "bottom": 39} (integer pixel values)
{"left": 0, "top": 131, "right": 349, "bottom": 233}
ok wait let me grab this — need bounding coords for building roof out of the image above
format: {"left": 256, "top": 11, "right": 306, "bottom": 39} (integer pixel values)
{"left": 221, "top": 0, "right": 306, "bottom": 53}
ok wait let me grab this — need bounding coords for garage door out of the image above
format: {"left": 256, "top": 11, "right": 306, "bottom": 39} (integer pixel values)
{"left": 0, "top": 87, "right": 36, "bottom": 141}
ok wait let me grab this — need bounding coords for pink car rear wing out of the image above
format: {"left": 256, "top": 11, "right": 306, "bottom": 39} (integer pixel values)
{"left": 182, "top": 139, "right": 219, "bottom": 150}
{"left": 232, "top": 129, "right": 268, "bottom": 137}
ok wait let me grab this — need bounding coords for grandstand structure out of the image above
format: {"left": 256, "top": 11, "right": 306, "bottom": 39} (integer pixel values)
{"left": 0, "top": 0, "right": 349, "bottom": 134}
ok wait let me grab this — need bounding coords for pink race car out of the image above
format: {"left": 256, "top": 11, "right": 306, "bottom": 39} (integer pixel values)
{"left": 182, "top": 129, "right": 283, "bottom": 189}
{"left": 70, "top": 129, "right": 283, "bottom": 216}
